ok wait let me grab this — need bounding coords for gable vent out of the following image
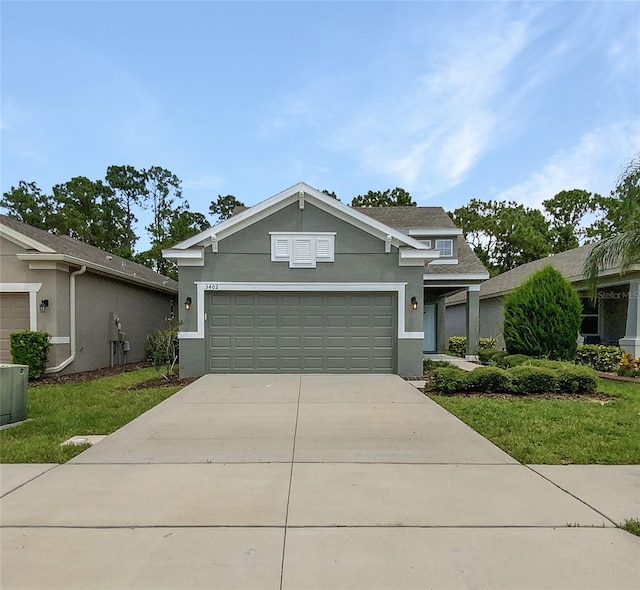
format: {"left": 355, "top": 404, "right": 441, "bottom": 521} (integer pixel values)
{"left": 270, "top": 232, "right": 336, "bottom": 268}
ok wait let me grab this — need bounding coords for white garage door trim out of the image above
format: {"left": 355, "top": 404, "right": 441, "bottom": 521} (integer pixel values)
{"left": 0, "top": 283, "right": 42, "bottom": 331}
{"left": 180, "top": 281, "right": 423, "bottom": 341}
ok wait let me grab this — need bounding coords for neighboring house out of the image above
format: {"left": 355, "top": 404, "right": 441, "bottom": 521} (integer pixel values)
{"left": 163, "top": 183, "right": 488, "bottom": 378}
{"left": 0, "top": 214, "right": 178, "bottom": 374}
{"left": 446, "top": 242, "right": 640, "bottom": 357}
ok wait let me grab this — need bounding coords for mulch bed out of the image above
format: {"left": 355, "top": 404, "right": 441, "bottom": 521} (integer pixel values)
{"left": 424, "top": 390, "right": 616, "bottom": 402}
{"left": 29, "top": 362, "right": 197, "bottom": 391}
{"left": 30, "top": 362, "right": 154, "bottom": 387}
{"left": 408, "top": 370, "right": 619, "bottom": 402}
{"left": 597, "top": 372, "right": 640, "bottom": 383}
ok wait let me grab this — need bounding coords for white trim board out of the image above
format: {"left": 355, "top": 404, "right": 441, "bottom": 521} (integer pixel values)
{"left": 179, "top": 281, "right": 424, "bottom": 341}
{"left": 169, "top": 182, "right": 430, "bottom": 252}
{"left": 0, "top": 283, "right": 43, "bottom": 331}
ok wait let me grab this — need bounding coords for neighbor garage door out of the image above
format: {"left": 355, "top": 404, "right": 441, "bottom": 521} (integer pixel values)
{"left": 0, "top": 293, "right": 30, "bottom": 363}
{"left": 207, "top": 292, "right": 396, "bottom": 373}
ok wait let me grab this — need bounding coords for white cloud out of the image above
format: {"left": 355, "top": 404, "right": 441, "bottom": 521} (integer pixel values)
{"left": 329, "top": 14, "right": 531, "bottom": 194}
{"left": 495, "top": 119, "right": 640, "bottom": 209}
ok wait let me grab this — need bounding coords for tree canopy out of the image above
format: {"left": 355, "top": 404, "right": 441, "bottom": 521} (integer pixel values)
{"left": 351, "top": 187, "right": 416, "bottom": 207}
{"left": 3, "top": 159, "right": 638, "bottom": 281}
{"left": 209, "top": 194, "right": 245, "bottom": 222}
{"left": 450, "top": 199, "right": 552, "bottom": 277}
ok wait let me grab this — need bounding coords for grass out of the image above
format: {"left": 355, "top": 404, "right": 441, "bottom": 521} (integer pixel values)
{"left": 621, "top": 519, "right": 640, "bottom": 536}
{"left": 0, "top": 368, "right": 181, "bottom": 463}
{"left": 431, "top": 378, "right": 640, "bottom": 464}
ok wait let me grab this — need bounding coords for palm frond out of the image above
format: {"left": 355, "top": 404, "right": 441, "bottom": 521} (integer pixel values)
{"left": 583, "top": 231, "right": 640, "bottom": 294}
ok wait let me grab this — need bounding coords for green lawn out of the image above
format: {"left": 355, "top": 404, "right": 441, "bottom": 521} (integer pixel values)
{"left": 431, "top": 378, "right": 640, "bottom": 464}
{"left": 0, "top": 368, "right": 181, "bottom": 463}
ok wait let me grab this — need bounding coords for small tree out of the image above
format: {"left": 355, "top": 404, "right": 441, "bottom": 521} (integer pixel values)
{"left": 503, "top": 266, "right": 582, "bottom": 360}
{"left": 145, "top": 318, "right": 180, "bottom": 381}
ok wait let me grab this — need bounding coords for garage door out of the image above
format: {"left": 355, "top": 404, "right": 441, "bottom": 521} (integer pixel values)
{"left": 207, "top": 292, "right": 396, "bottom": 373}
{"left": 0, "top": 293, "right": 30, "bottom": 363}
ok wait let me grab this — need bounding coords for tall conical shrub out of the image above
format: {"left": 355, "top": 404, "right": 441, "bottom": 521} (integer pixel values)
{"left": 503, "top": 265, "right": 582, "bottom": 360}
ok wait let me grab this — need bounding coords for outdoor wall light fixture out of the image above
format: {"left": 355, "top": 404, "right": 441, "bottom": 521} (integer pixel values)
{"left": 184, "top": 297, "right": 192, "bottom": 311}
{"left": 411, "top": 297, "right": 418, "bottom": 311}
{"left": 39, "top": 299, "right": 49, "bottom": 313}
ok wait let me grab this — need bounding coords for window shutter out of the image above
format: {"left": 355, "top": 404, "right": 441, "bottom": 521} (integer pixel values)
{"left": 315, "top": 237, "right": 331, "bottom": 259}
{"left": 274, "top": 238, "right": 289, "bottom": 258}
{"left": 293, "top": 239, "right": 313, "bottom": 265}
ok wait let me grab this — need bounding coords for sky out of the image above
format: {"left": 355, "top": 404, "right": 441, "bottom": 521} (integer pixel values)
{"left": 2, "top": 0, "right": 639, "bottom": 243}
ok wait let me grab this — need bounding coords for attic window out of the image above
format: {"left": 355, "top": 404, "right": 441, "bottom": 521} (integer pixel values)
{"left": 270, "top": 232, "right": 336, "bottom": 268}
{"left": 435, "top": 239, "right": 453, "bottom": 257}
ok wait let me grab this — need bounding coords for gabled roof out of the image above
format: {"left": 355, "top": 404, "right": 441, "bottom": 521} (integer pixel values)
{"left": 166, "top": 182, "right": 430, "bottom": 252}
{"left": 0, "top": 214, "right": 177, "bottom": 293}
{"left": 447, "top": 242, "right": 639, "bottom": 304}
{"left": 355, "top": 207, "right": 487, "bottom": 277}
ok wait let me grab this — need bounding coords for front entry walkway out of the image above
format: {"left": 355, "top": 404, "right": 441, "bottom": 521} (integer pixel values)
{"left": 2, "top": 374, "right": 639, "bottom": 589}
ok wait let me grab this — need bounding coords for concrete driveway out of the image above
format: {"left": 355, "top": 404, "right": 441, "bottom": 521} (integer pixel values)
{"left": 1, "top": 374, "right": 639, "bottom": 589}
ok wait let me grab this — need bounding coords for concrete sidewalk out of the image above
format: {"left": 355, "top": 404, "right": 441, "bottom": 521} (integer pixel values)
{"left": 1, "top": 374, "right": 639, "bottom": 589}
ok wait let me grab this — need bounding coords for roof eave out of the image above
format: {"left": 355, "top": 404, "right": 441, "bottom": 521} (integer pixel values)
{"left": 16, "top": 253, "right": 178, "bottom": 294}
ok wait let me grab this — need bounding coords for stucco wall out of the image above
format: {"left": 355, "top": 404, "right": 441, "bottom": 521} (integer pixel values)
{"left": 178, "top": 202, "right": 425, "bottom": 377}
{"left": 72, "top": 273, "right": 175, "bottom": 374}
{"left": 446, "top": 298, "right": 505, "bottom": 349}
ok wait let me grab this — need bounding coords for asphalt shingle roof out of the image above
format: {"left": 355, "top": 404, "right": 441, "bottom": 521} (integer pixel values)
{"left": 447, "top": 243, "right": 601, "bottom": 304}
{"left": 355, "top": 207, "right": 487, "bottom": 276}
{"left": 0, "top": 214, "right": 177, "bottom": 293}
{"left": 352, "top": 206, "right": 458, "bottom": 230}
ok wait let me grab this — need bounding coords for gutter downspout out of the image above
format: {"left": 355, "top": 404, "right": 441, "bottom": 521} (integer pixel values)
{"left": 45, "top": 265, "right": 87, "bottom": 374}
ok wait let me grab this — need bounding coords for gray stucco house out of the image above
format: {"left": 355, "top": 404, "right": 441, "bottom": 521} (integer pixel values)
{"left": 446, "top": 242, "right": 640, "bottom": 357}
{"left": 0, "top": 214, "right": 178, "bottom": 374}
{"left": 164, "top": 183, "right": 488, "bottom": 377}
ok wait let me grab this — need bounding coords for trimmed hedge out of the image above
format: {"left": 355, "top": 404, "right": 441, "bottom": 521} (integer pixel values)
{"left": 507, "top": 366, "right": 558, "bottom": 395}
{"left": 574, "top": 344, "right": 623, "bottom": 372}
{"left": 430, "top": 362, "right": 596, "bottom": 395}
{"left": 447, "top": 337, "right": 467, "bottom": 357}
{"left": 9, "top": 330, "right": 50, "bottom": 380}
{"left": 431, "top": 367, "right": 467, "bottom": 394}
{"left": 465, "top": 367, "right": 511, "bottom": 393}
{"left": 478, "top": 348, "right": 508, "bottom": 366}
{"left": 447, "top": 336, "right": 498, "bottom": 357}
{"left": 502, "top": 354, "right": 534, "bottom": 368}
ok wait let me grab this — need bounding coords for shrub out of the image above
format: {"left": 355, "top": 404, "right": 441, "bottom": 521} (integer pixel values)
{"left": 447, "top": 337, "right": 497, "bottom": 358}
{"left": 507, "top": 366, "right": 558, "bottom": 395}
{"left": 9, "top": 330, "right": 51, "bottom": 380}
{"left": 574, "top": 344, "right": 623, "bottom": 372}
{"left": 555, "top": 365, "right": 597, "bottom": 393}
{"left": 503, "top": 266, "right": 582, "bottom": 360}
{"left": 423, "top": 358, "right": 454, "bottom": 371}
{"left": 145, "top": 318, "right": 180, "bottom": 380}
{"left": 447, "top": 336, "right": 467, "bottom": 357}
{"left": 618, "top": 353, "right": 640, "bottom": 378}
{"left": 479, "top": 338, "right": 498, "bottom": 350}
{"left": 500, "top": 354, "right": 534, "bottom": 368}
{"left": 482, "top": 350, "right": 509, "bottom": 367}
{"left": 431, "top": 367, "right": 467, "bottom": 394}
{"left": 465, "top": 367, "right": 511, "bottom": 393}
{"left": 478, "top": 348, "right": 501, "bottom": 363}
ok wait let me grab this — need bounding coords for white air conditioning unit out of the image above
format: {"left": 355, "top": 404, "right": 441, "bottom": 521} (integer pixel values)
{"left": 0, "top": 364, "right": 28, "bottom": 426}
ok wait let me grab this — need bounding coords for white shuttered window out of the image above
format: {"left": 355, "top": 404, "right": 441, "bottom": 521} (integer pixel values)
{"left": 270, "top": 233, "right": 336, "bottom": 268}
